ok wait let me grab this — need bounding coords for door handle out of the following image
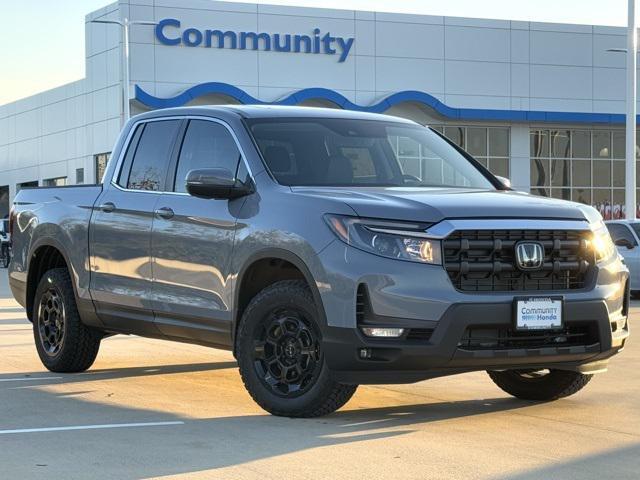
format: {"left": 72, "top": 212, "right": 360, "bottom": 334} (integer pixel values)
{"left": 154, "top": 207, "right": 174, "bottom": 219}
{"left": 98, "top": 202, "right": 116, "bottom": 213}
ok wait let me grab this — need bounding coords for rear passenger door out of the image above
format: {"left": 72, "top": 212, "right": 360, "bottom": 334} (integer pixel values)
{"left": 150, "top": 118, "right": 244, "bottom": 346}
{"left": 90, "top": 119, "right": 183, "bottom": 335}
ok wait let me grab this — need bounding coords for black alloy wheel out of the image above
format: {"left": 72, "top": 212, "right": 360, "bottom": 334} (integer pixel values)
{"left": 237, "top": 280, "right": 358, "bottom": 417}
{"left": 253, "top": 307, "right": 322, "bottom": 397}
{"left": 33, "top": 268, "right": 102, "bottom": 373}
{"left": 37, "top": 287, "right": 66, "bottom": 356}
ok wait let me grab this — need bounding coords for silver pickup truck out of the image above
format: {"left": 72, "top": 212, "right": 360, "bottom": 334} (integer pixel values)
{"left": 8, "top": 106, "right": 630, "bottom": 417}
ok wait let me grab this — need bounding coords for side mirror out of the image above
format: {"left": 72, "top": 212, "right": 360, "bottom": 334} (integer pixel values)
{"left": 185, "top": 168, "right": 253, "bottom": 200}
{"left": 495, "top": 176, "right": 511, "bottom": 188}
{"left": 614, "top": 237, "right": 635, "bottom": 250}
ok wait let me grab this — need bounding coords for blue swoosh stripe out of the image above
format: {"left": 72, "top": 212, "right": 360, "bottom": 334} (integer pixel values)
{"left": 134, "top": 83, "right": 632, "bottom": 124}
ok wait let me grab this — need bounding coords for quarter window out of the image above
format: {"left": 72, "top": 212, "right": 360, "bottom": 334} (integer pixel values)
{"left": 173, "top": 120, "right": 241, "bottom": 193}
{"left": 126, "top": 120, "right": 181, "bottom": 191}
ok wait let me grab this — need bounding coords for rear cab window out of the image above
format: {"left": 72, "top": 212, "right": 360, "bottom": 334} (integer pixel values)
{"left": 117, "top": 120, "right": 182, "bottom": 191}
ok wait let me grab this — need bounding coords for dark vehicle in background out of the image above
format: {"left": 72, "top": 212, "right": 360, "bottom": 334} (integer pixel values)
{"left": 7, "top": 106, "right": 630, "bottom": 417}
{"left": 0, "top": 218, "right": 9, "bottom": 268}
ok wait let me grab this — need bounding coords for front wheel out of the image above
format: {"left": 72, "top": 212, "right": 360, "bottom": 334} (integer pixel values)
{"left": 33, "top": 268, "right": 102, "bottom": 372}
{"left": 487, "top": 369, "right": 593, "bottom": 401}
{"left": 236, "top": 280, "right": 358, "bottom": 417}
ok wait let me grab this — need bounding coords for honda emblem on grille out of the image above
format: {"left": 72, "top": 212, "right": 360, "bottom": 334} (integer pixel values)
{"left": 515, "top": 242, "right": 544, "bottom": 270}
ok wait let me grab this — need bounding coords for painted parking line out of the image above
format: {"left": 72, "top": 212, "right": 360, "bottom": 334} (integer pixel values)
{"left": 0, "top": 421, "right": 185, "bottom": 435}
{"left": 0, "top": 376, "right": 63, "bottom": 382}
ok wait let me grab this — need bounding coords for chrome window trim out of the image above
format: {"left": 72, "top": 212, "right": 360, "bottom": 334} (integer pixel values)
{"left": 109, "top": 115, "right": 254, "bottom": 195}
{"left": 425, "top": 219, "right": 592, "bottom": 239}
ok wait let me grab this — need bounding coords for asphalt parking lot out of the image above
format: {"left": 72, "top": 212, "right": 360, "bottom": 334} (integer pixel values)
{"left": 0, "top": 271, "right": 638, "bottom": 480}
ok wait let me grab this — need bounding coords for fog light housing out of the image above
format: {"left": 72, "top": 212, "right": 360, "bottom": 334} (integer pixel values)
{"left": 361, "top": 327, "right": 405, "bottom": 338}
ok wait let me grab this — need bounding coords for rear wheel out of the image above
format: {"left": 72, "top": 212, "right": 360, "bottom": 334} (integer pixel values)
{"left": 33, "top": 268, "right": 101, "bottom": 373}
{"left": 487, "top": 369, "right": 593, "bottom": 401}
{"left": 237, "top": 280, "right": 358, "bottom": 417}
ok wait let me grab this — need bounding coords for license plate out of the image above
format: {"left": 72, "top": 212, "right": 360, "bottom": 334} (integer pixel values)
{"left": 514, "top": 297, "right": 563, "bottom": 330}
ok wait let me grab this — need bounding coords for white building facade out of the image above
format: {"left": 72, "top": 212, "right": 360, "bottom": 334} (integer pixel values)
{"left": 0, "top": 0, "right": 638, "bottom": 220}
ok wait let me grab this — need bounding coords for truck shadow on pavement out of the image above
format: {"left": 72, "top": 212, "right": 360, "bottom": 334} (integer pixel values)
{"left": 0, "top": 361, "right": 238, "bottom": 383}
{"left": 0, "top": 360, "right": 535, "bottom": 479}
{"left": 1, "top": 359, "right": 636, "bottom": 479}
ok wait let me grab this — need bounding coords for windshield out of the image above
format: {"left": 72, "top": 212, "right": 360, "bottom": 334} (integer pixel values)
{"left": 247, "top": 118, "right": 494, "bottom": 189}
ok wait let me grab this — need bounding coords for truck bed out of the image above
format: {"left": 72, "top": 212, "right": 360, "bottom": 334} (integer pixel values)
{"left": 10, "top": 184, "right": 104, "bottom": 308}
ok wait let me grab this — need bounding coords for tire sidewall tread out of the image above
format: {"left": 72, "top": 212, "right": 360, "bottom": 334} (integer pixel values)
{"left": 487, "top": 369, "right": 593, "bottom": 401}
{"left": 33, "top": 268, "right": 101, "bottom": 373}
{"left": 236, "top": 280, "right": 357, "bottom": 418}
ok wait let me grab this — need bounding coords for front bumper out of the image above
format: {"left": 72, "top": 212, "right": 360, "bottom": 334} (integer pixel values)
{"left": 324, "top": 297, "right": 629, "bottom": 384}
{"left": 316, "top": 240, "right": 630, "bottom": 385}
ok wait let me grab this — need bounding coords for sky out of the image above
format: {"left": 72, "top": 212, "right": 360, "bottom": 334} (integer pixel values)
{"left": 0, "top": 0, "right": 636, "bottom": 105}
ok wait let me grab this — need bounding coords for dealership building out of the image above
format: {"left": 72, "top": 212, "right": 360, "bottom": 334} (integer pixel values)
{"left": 1, "top": 0, "right": 639, "bottom": 219}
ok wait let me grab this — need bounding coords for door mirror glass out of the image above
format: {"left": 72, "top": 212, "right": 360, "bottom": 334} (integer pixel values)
{"left": 185, "top": 168, "right": 252, "bottom": 200}
{"left": 614, "top": 237, "right": 635, "bottom": 250}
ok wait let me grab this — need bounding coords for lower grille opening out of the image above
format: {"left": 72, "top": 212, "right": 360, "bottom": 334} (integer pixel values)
{"left": 458, "top": 324, "right": 598, "bottom": 350}
{"left": 356, "top": 284, "right": 367, "bottom": 324}
{"left": 406, "top": 328, "right": 434, "bottom": 341}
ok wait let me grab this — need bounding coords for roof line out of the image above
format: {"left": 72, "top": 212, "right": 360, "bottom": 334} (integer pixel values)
{"left": 134, "top": 82, "right": 634, "bottom": 124}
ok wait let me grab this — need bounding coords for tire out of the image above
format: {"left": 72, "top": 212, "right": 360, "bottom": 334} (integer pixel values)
{"left": 33, "top": 268, "right": 101, "bottom": 373}
{"left": 237, "top": 280, "right": 358, "bottom": 417}
{"left": 487, "top": 369, "right": 593, "bottom": 401}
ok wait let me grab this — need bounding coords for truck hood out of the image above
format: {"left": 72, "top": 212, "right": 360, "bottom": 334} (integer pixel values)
{"left": 290, "top": 187, "right": 599, "bottom": 224}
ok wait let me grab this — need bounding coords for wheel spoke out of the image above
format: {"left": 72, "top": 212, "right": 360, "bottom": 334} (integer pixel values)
{"left": 253, "top": 341, "right": 266, "bottom": 360}
{"left": 251, "top": 305, "right": 321, "bottom": 398}
{"left": 37, "top": 288, "right": 66, "bottom": 357}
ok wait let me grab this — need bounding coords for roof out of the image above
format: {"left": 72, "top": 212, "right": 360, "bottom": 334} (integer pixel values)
{"left": 132, "top": 104, "right": 418, "bottom": 124}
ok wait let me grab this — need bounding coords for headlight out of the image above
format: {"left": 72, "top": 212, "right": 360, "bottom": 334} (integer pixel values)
{"left": 324, "top": 214, "right": 442, "bottom": 264}
{"left": 590, "top": 222, "right": 616, "bottom": 264}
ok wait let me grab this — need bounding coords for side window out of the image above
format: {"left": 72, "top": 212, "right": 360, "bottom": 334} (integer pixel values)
{"left": 126, "top": 120, "right": 181, "bottom": 191}
{"left": 117, "top": 125, "right": 143, "bottom": 188}
{"left": 606, "top": 224, "right": 637, "bottom": 245}
{"left": 173, "top": 120, "right": 241, "bottom": 193}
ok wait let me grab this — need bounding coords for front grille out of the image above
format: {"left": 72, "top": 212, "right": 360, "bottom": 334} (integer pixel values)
{"left": 459, "top": 324, "right": 598, "bottom": 350}
{"left": 443, "top": 229, "right": 594, "bottom": 292}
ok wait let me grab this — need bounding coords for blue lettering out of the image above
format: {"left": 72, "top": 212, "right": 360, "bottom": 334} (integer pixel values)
{"left": 240, "top": 32, "right": 271, "bottom": 50}
{"left": 156, "top": 18, "right": 181, "bottom": 46}
{"left": 294, "top": 35, "right": 312, "bottom": 54}
{"left": 321, "top": 33, "right": 336, "bottom": 55}
{"left": 206, "top": 30, "right": 237, "bottom": 49}
{"left": 154, "top": 19, "right": 355, "bottom": 62}
{"left": 313, "top": 28, "right": 320, "bottom": 54}
{"left": 183, "top": 28, "right": 203, "bottom": 47}
{"left": 273, "top": 33, "right": 291, "bottom": 52}
{"left": 337, "top": 37, "right": 354, "bottom": 62}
